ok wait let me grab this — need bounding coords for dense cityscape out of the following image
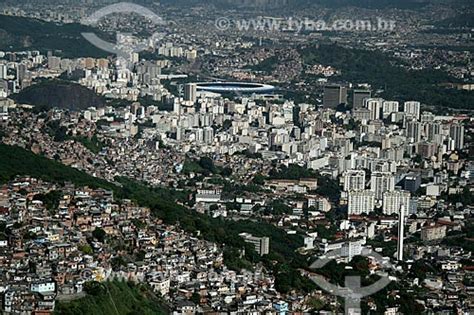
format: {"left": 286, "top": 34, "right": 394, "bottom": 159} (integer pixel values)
{"left": 0, "top": 0, "right": 472, "bottom": 314}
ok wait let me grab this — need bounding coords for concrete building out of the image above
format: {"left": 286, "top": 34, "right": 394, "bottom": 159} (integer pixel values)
{"left": 352, "top": 89, "right": 371, "bottom": 108}
{"left": 343, "top": 170, "right": 366, "bottom": 192}
{"left": 348, "top": 190, "right": 375, "bottom": 215}
{"left": 383, "top": 191, "right": 410, "bottom": 216}
{"left": 382, "top": 101, "right": 399, "bottom": 119}
{"left": 195, "top": 189, "right": 222, "bottom": 203}
{"left": 0, "top": 63, "right": 7, "bottom": 80}
{"left": 364, "top": 98, "right": 384, "bottom": 121}
{"left": 421, "top": 225, "right": 447, "bottom": 241}
{"left": 404, "top": 101, "right": 421, "bottom": 121}
{"left": 239, "top": 233, "right": 270, "bottom": 256}
{"left": 184, "top": 83, "right": 198, "bottom": 104}
{"left": 323, "top": 85, "right": 347, "bottom": 108}
{"left": 449, "top": 123, "right": 465, "bottom": 150}
{"left": 406, "top": 120, "right": 422, "bottom": 143}
{"left": 403, "top": 173, "right": 421, "bottom": 193}
{"left": 370, "top": 172, "right": 395, "bottom": 201}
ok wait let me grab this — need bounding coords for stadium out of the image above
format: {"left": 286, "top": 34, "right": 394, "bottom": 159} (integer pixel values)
{"left": 195, "top": 82, "right": 276, "bottom": 93}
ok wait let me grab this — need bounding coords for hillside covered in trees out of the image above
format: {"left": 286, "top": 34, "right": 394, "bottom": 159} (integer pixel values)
{"left": 13, "top": 80, "right": 105, "bottom": 111}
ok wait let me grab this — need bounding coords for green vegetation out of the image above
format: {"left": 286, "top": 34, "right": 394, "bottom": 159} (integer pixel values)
{"left": 182, "top": 158, "right": 205, "bottom": 174}
{"left": 269, "top": 200, "right": 293, "bottom": 215}
{"left": 92, "top": 227, "right": 107, "bottom": 243}
{"left": 0, "top": 144, "right": 116, "bottom": 191}
{"left": 442, "top": 187, "right": 473, "bottom": 205}
{"left": 317, "top": 256, "right": 372, "bottom": 286}
{"left": 436, "top": 13, "right": 474, "bottom": 28}
{"left": 13, "top": 80, "right": 104, "bottom": 111}
{"left": 33, "top": 190, "right": 62, "bottom": 210}
{"left": 300, "top": 44, "right": 472, "bottom": 109}
{"left": 111, "top": 178, "right": 314, "bottom": 293}
{"left": 43, "top": 120, "right": 104, "bottom": 153}
{"left": 78, "top": 244, "right": 93, "bottom": 255}
{"left": 74, "top": 135, "right": 105, "bottom": 154}
{"left": 315, "top": 175, "right": 341, "bottom": 201}
{"left": 0, "top": 14, "right": 109, "bottom": 58}
{"left": 54, "top": 281, "right": 167, "bottom": 315}
{"left": 362, "top": 281, "right": 425, "bottom": 314}
{"left": 269, "top": 164, "right": 317, "bottom": 180}
{"left": 268, "top": 164, "right": 341, "bottom": 200}
{"left": 182, "top": 157, "right": 232, "bottom": 178}
{"left": 250, "top": 55, "right": 278, "bottom": 73}
{"left": 442, "top": 222, "right": 474, "bottom": 252}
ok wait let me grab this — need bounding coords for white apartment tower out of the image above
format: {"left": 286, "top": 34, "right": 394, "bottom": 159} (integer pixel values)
{"left": 370, "top": 172, "right": 395, "bottom": 201}
{"left": 364, "top": 98, "right": 383, "bottom": 121}
{"left": 383, "top": 191, "right": 410, "bottom": 216}
{"left": 382, "top": 101, "right": 399, "bottom": 118}
{"left": 404, "top": 101, "right": 421, "bottom": 121}
{"left": 348, "top": 190, "right": 375, "bottom": 215}
{"left": 343, "top": 170, "right": 366, "bottom": 192}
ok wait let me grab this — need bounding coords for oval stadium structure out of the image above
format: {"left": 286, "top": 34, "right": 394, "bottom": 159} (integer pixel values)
{"left": 195, "top": 82, "right": 275, "bottom": 93}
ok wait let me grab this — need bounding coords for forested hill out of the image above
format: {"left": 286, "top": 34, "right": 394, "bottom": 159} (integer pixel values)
{"left": 12, "top": 80, "right": 105, "bottom": 111}
{"left": 0, "top": 14, "right": 109, "bottom": 58}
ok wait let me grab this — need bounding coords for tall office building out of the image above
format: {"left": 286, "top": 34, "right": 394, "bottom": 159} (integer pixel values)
{"left": 426, "top": 122, "right": 442, "bottom": 142}
{"left": 370, "top": 172, "right": 395, "bottom": 201}
{"left": 403, "top": 173, "right": 421, "bottom": 193}
{"left": 364, "top": 98, "right": 383, "bottom": 120}
{"left": 323, "top": 85, "right": 347, "bottom": 108}
{"left": 348, "top": 190, "right": 375, "bottom": 215}
{"left": 0, "top": 64, "right": 7, "bottom": 80}
{"left": 203, "top": 127, "right": 214, "bottom": 144}
{"left": 343, "top": 170, "right": 366, "bottom": 192}
{"left": 352, "top": 89, "right": 371, "bottom": 108}
{"left": 184, "top": 83, "right": 198, "bottom": 104}
{"left": 383, "top": 191, "right": 410, "bottom": 216}
{"left": 16, "top": 64, "right": 27, "bottom": 84}
{"left": 406, "top": 120, "right": 422, "bottom": 143}
{"left": 397, "top": 205, "right": 406, "bottom": 261}
{"left": 449, "top": 123, "right": 465, "bottom": 150}
{"left": 404, "top": 101, "right": 421, "bottom": 121}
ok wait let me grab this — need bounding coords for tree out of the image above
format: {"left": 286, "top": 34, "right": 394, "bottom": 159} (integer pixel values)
{"left": 198, "top": 157, "right": 215, "bottom": 173}
{"left": 83, "top": 281, "right": 106, "bottom": 295}
{"left": 252, "top": 174, "right": 266, "bottom": 185}
{"left": 92, "top": 228, "right": 106, "bottom": 243}
{"left": 221, "top": 167, "right": 233, "bottom": 177}
{"left": 191, "top": 292, "right": 201, "bottom": 305}
{"left": 111, "top": 256, "right": 127, "bottom": 270}
{"left": 413, "top": 154, "right": 423, "bottom": 164}
{"left": 79, "top": 244, "right": 93, "bottom": 255}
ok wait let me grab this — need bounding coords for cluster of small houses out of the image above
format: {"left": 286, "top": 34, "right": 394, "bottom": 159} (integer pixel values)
{"left": 0, "top": 177, "right": 310, "bottom": 314}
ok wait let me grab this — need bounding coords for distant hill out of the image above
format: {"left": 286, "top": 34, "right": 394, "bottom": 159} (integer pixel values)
{"left": 436, "top": 13, "right": 474, "bottom": 28}
{"left": 159, "top": 0, "right": 430, "bottom": 9}
{"left": 299, "top": 43, "right": 472, "bottom": 110}
{"left": 0, "top": 14, "right": 109, "bottom": 58}
{"left": 13, "top": 80, "right": 104, "bottom": 111}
